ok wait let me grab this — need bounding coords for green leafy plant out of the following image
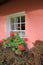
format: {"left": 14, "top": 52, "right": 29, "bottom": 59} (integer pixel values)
{"left": 3, "top": 32, "right": 26, "bottom": 55}
{"left": 0, "top": 32, "right": 43, "bottom": 65}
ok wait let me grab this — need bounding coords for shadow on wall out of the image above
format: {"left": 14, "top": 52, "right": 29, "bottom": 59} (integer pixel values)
{"left": 26, "top": 0, "right": 43, "bottom": 11}
{"left": 0, "top": 0, "right": 43, "bottom": 16}
{"left": 0, "top": 0, "right": 10, "bottom": 5}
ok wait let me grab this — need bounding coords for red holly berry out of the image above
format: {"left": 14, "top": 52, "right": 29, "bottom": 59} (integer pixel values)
{"left": 24, "top": 38, "right": 28, "bottom": 42}
{"left": 10, "top": 32, "right": 14, "bottom": 37}
{"left": 18, "top": 45, "right": 24, "bottom": 51}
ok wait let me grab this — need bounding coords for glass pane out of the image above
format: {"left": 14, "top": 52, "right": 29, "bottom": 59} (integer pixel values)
{"left": 14, "top": 18, "right": 18, "bottom": 23}
{"left": 14, "top": 17, "right": 20, "bottom": 23}
{"left": 21, "top": 16, "right": 25, "bottom": 23}
{"left": 11, "top": 18, "right": 14, "bottom": 25}
{"left": 14, "top": 24, "right": 16, "bottom": 30}
{"left": 11, "top": 18, "right": 14, "bottom": 22}
{"left": 17, "top": 24, "right": 20, "bottom": 30}
{"left": 14, "top": 24, "right": 20, "bottom": 30}
{"left": 17, "top": 17, "right": 20, "bottom": 23}
{"left": 11, "top": 24, "right": 14, "bottom": 30}
{"left": 21, "top": 24, "right": 25, "bottom": 30}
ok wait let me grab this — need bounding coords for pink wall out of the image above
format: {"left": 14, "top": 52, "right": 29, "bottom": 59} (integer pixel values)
{"left": 0, "top": 0, "right": 43, "bottom": 48}
{"left": 0, "top": 16, "right": 6, "bottom": 39}
{"left": 25, "top": 9, "right": 43, "bottom": 49}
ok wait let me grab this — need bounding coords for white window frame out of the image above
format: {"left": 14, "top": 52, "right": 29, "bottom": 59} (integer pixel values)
{"left": 6, "top": 11, "right": 25, "bottom": 38}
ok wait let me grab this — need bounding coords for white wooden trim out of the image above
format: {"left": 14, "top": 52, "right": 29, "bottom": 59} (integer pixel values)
{"left": 7, "top": 11, "right": 25, "bottom": 18}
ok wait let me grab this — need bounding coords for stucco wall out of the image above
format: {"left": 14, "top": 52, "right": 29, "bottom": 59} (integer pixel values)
{"left": 0, "top": 0, "right": 43, "bottom": 49}
{"left": 25, "top": 9, "right": 43, "bottom": 49}
{"left": 0, "top": 16, "right": 6, "bottom": 39}
{"left": 26, "top": 10, "right": 43, "bottom": 41}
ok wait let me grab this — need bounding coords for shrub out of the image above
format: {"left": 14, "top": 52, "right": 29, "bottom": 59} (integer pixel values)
{"left": 0, "top": 33, "right": 43, "bottom": 65}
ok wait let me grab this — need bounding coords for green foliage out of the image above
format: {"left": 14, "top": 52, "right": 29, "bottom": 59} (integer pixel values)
{"left": 3, "top": 33, "right": 25, "bottom": 55}
{"left": 0, "top": 33, "right": 43, "bottom": 65}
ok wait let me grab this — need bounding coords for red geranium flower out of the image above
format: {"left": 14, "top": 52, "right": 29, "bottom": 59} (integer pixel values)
{"left": 0, "top": 40, "right": 3, "bottom": 46}
{"left": 16, "top": 32, "right": 18, "bottom": 34}
{"left": 10, "top": 32, "right": 14, "bottom": 37}
{"left": 24, "top": 38, "right": 28, "bottom": 42}
{"left": 0, "top": 40, "right": 3, "bottom": 43}
{"left": 18, "top": 45, "right": 24, "bottom": 51}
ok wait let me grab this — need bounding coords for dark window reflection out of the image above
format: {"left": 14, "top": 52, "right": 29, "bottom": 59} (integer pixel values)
{"left": 21, "top": 16, "right": 25, "bottom": 23}
{"left": 17, "top": 17, "right": 20, "bottom": 23}
{"left": 21, "top": 24, "right": 25, "bottom": 30}
{"left": 18, "top": 24, "right": 20, "bottom": 30}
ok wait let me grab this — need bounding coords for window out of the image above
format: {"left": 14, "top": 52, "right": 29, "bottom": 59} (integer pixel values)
{"left": 9, "top": 12, "right": 25, "bottom": 38}
{"left": 6, "top": 12, "right": 25, "bottom": 38}
{"left": 10, "top": 16, "right": 25, "bottom": 38}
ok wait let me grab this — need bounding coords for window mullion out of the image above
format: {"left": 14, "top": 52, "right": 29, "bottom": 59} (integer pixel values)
{"left": 20, "top": 16, "right": 22, "bottom": 37}
{"left": 20, "top": 16, "right": 21, "bottom": 30}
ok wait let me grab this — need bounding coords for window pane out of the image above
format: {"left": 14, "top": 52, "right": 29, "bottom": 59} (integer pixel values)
{"left": 21, "top": 16, "right": 25, "bottom": 23}
{"left": 11, "top": 24, "right": 14, "bottom": 30}
{"left": 17, "top": 17, "right": 20, "bottom": 23}
{"left": 21, "top": 24, "right": 25, "bottom": 30}
{"left": 11, "top": 18, "right": 14, "bottom": 22}
{"left": 17, "top": 24, "right": 20, "bottom": 30}
{"left": 14, "top": 17, "right": 20, "bottom": 23}
{"left": 11, "top": 18, "right": 14, "bottom": 24}
{"left": 14, "top": 18, "right": 18, "bottom": 23}
{"left": 11, "top": 18, "right": 14, "bottom": 30}
{"left": 14, "top": 24, "right": 20, "bottom": 30}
